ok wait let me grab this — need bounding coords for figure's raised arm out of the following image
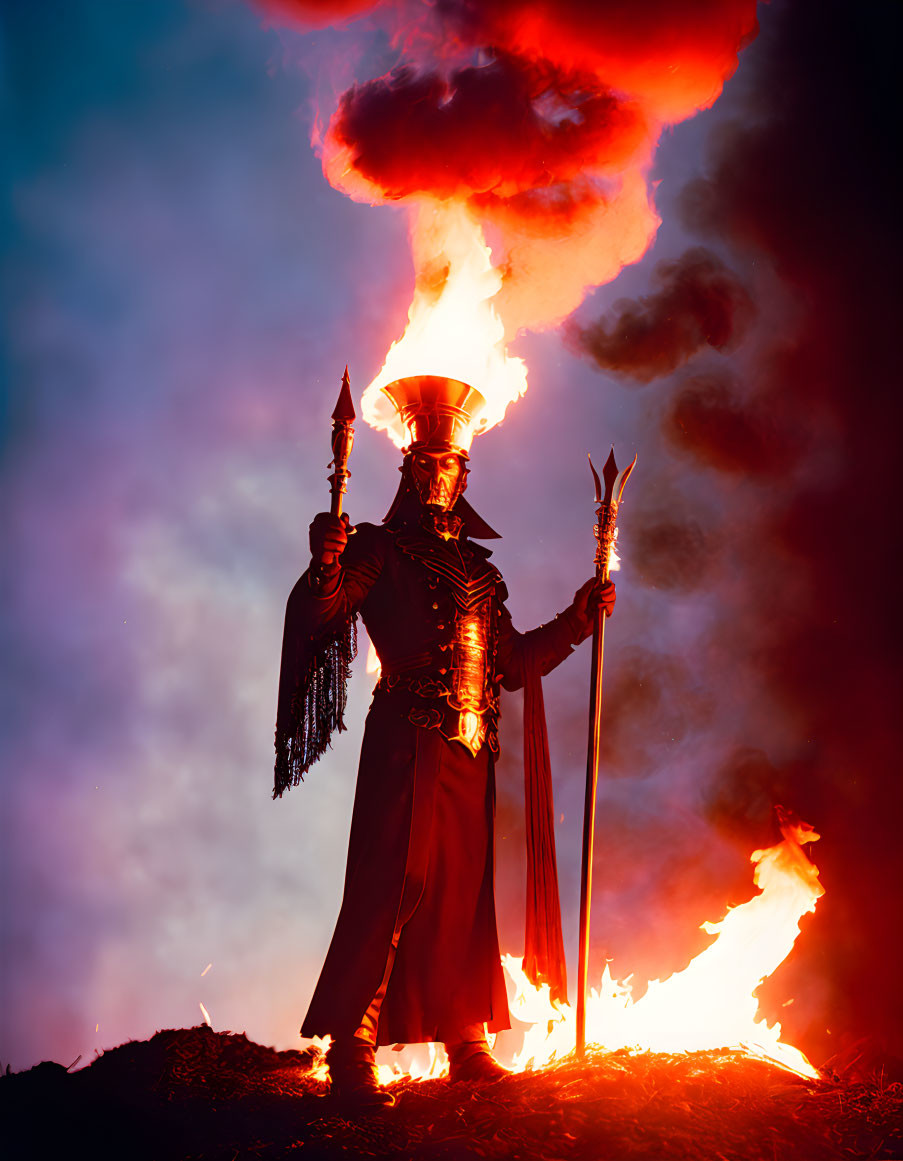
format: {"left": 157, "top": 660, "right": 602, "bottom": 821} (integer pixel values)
{"left": 275, "top": 519, "right": 385, "bottom": 796}
{"left": 290, "top": 517, "right": 385, "bottom": 640}
{"left": 494, "top": 577, "right": 615, "bottom": 692}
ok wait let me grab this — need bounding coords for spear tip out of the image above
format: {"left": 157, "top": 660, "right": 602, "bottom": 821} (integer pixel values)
{"left": 587, "top": 453, "right": 603, "bottom": 503}
{"left": 602, "top": 446, "right": 619, "bottom": 495}
{"left": 332, "top": 366, "right": 356, "bottom": 423}
{"left": 598, "top": 447, "right": 637, "bottom": 504}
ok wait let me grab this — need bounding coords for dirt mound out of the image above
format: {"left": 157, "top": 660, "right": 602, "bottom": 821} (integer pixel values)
{"left": 3, "top": 1027, "right": 900, "bottom": 1160}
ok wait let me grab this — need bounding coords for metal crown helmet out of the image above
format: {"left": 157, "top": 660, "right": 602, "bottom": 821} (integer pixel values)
{"left": 380, "top": 375, "right": 488, "bottom": 457}
{"left": 381, "top": 375, "right": 488, "bottom": 514}
{"left": 380, "top": 375, "right": 499, "bottom": 537}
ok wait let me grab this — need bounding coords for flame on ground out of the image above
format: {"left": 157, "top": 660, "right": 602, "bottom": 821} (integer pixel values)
{"left": 307, "top": 1036, "right": 448, "bottom": 1086}
{"left": 377, "top": 1042, "right": 449, "bottom": 1086}
{"left": 357, "top": 812, "right": 817, "bottom": 1082}
{"left": 307, "top": 817, "right": 823, "bottom": 1086}
{"left": 361, "top": 201, "right": 527, "bottom": 448}
{"left": 506, "top": 815, "right": 824, "bottom": 1080}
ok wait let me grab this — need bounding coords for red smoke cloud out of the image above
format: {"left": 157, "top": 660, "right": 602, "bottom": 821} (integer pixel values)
{"left": 664, "top": 374, "right": 785, "bottom": 476}
{"left": 442, "top": 0, "right": 759, "bottom": 121}
{"left": 567, "top": 249, "right": 755, "bottom": 382}
{"left": 266, "top": 0, "right": 758, "bottom": 120}
{"left": 259, "top": 0, "right": 374, "bottom": 24}
{"left": 258, "top": 0, "right": 758, "bottom": 332}
{"left": 327, "top": 55, "right": 649, "bottom": 203}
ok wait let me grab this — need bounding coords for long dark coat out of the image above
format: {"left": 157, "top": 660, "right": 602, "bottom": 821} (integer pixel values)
{"left": 287, "top": 516, "right": 580, "bottom": 1046}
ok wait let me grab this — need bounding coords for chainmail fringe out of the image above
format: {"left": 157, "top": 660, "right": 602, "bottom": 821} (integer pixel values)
{"left": 273, "top": 616, "right": 357, "bottom": 798}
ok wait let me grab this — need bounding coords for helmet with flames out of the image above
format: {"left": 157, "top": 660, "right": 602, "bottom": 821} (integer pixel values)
{"left": 381, "top": 375, "right": 499, "bottom": 537}
{"left": 381, "top": 374, "right": 487, "bottom": 458}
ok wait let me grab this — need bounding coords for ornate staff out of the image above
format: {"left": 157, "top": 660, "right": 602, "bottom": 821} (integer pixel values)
{"left": 273, "top": 367, "right": 358, "bottom": 797}
{"left": 576, "top": 447, "right": 636, "bottom": 1060}
{"left": 324, "top": 366, "right": 356, "bottom": 561}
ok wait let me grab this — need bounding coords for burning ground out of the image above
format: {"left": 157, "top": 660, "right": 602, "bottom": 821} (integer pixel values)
{"left": 3, "top": 1027, "right": 901, "bottom": 1161}
{"left": 2, "top": 827, "right": 896, "bottom": 1158}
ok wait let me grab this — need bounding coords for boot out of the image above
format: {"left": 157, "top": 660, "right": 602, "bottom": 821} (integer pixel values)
{"left": 327, "top": 1037, "right": 396, "bottom": 1109}
{"left": 447, "top": 1032, "right": 510, "bottom": 1084}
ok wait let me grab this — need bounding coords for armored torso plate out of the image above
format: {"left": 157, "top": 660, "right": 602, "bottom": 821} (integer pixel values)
{"left": 376, "top": 530, "right": 503, "bottom": 756}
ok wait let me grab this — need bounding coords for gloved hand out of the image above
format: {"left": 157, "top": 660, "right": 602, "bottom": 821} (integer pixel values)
{"left": 566, "top": 577, "right": 617, "bottom": 642}
{"left": 309, "top": 512, "right": 350, "bottom": 567}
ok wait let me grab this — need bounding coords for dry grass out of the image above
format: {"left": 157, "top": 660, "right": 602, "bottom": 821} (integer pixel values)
{"left": 3, "top": 1026, "right": 901, "bottom": 1160}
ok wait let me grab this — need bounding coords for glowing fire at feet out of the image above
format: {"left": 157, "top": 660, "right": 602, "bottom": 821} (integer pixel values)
{"left": 327, "top": 818, "right": 823, "bottom": 1088}
{"left": 505, "top": 813, "right": 824, "bottom": 1080}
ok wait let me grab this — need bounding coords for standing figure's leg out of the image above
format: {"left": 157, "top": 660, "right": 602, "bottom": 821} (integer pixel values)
{"left": 326, "top": 1036, "right": 395, "bottom": 1109}
{"left": 445, "top": 1023, "right": 510, "bottom": 1084}
{"left": 327, "top": 932, "right": 401, "bottom": 1109}
{"left": 307, "top": 712, "right": 420, "bottom": 1108}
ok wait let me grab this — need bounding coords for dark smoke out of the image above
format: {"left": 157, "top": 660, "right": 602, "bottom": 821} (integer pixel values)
{"left": 566, "top": 249, "right": 754, "bottom": 382}
{"left": 702, "top": 748, "right": 792, "bottom": 844}
{"left": 620, "top": 0, "right": 901, "bottom": 1064}
{"left": 625, "top": 509, "right": 718, "bottom": 593}
{"left": 597, "top": 647, "right": 713, "bottom": 778}
{"left": 663, "top": 373, "right": 786, "bottom": 475}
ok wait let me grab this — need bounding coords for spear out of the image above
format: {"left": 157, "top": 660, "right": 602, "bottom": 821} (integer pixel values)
{"left": 576, "top": 447, "right": 636, "bottom": 1060}
{"left": 323, "top": 366, "right": 356, "bottom": 563}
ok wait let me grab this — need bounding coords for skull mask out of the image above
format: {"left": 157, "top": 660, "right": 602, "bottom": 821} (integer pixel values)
{"left": 409, "top": 449, "right": 467, "bottom": 512}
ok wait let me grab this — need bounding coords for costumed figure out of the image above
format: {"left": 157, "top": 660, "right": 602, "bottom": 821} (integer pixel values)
{"left": 274, "top": 375, "right": 615, "bottom": 1107}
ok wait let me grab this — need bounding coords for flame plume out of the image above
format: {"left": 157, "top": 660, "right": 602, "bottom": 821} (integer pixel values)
{"left": 505, "top": 814, "right": 824, "bottom": 1080}
{"left": 361, "top": 818, "right": 823, "bottom": 1087}
{"left": 361, "top": 202, "right": 528, "bottom": 446}
{"left": 265, "top": 0, "right": 758, "bottom": 440}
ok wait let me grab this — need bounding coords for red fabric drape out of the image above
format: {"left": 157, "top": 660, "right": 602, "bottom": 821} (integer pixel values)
{"left": 522, "top": 654, "right": 568, "bottom": 1005}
